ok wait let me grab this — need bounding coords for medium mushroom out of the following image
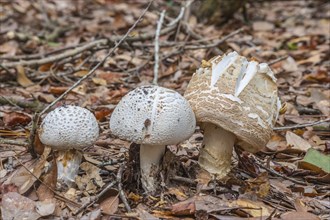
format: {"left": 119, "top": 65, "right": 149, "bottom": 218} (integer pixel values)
{"left": 110, "top": 85, "right": 196, "bottom": 193}
{"left": 38, "top": 105, "right": 99, "bottom": 186}
{"left": 184, "top": 51, "right": 281, "bottom": 178}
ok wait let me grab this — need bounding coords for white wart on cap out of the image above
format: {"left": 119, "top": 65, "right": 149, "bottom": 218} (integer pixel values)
{"left": 184, "top": 51, "right": 280, "bottom": 177}
{"left": 39, "top": 105, "right": 99, "bottom": 149}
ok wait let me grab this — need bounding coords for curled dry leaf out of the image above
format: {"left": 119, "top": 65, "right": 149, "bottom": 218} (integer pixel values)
{"left": 99, "top": 188, "right": 119, "bottom": 215}
{"left": 230, "top": 198, "right": 272, "bottom": 217}
{"left": 3, "top": 112, "right": 31, "bottom": 127}
{"left": 16, "top": 65, "right": 34, "bottom": 87}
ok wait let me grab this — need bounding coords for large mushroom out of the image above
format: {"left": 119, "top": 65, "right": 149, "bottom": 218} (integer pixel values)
{"left": 110, "top": 85, "right": 196, "bottom": 193}
{"left": 184, "top": 51, "right": 281, "bottom": 178}
{"left": 38, "top": 105, "right": 99, "bottom": 186}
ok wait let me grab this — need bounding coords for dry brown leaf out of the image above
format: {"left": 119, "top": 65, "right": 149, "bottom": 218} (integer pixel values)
{"left": 99, "top": 189, "right": 119, "bottom": 215}
{"left": 286, "top": 131, "right": 312, "bottom": 152}
{"left": 92, "top": 77, "right": 107, "bottom": 86}
{"left": 76, "top": 162, "right": 104, "bottom": 194}
{"left": 167, "top": 187, "right": 188, "bottom": 201}
{"left": 246, "top": 172, "right": 270, "bottom": 198}
{"left": 16, "top": 65, "right": 34, "bottom": 87}
{"left": 10, "top": 147, "right": 50, "bottom": 194}
{"left": 1, "top": 192, "right": 41, "bottom": 220}
{"left": 3, "top": 112, "right": 31, "bottom": 127}
{"left": 230, "top": 199, "right": 272, "bottom": 217}
{"left": 37, "top": 158, "right": 57, "bottom": 201}
{"left": 281, "top": 211, "right": 320, "bottom": 220}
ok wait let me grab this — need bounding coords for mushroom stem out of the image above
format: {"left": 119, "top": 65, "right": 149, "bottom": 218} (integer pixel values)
{"left": 140, "top": 144, "right": 165, "bottom": 193}
{"left": 199, "top": 123, "right": 236, "bottom": 178}
{"left": 56, "top": 149, "right": 82, "bottom": 187}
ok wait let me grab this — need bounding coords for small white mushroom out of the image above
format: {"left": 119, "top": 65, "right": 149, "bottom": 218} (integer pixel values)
{"left": 184, "top": 51, "right": 280, "bottom": 178}
{"left": 38, "top": 105, "right": 99, "bottom": 186}
{"left": 110, "top": 85, "right": 196, "bottom": 193}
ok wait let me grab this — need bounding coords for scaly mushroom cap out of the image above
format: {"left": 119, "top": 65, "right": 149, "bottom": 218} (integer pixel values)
{"left": 110, "top": 85, "right": 196, "bottom": 145}
{"left": 184, "top": 51, "right": 281, "bottom": 152}
{"left": 39, "top": 105, "right": 99, "bottom": 150}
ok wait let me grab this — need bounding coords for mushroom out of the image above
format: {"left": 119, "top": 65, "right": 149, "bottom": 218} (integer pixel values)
{"left": 184, "top": 51, "right": 281, "bottom": 178}
{"left": 38, "top": 105, "right": 99, "bottom": 186}
{"left": 110, "top": 85, "right": 196, "bottom": 193}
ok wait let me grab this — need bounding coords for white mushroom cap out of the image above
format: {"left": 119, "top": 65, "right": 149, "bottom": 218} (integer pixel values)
{"left": 39, "top": 105, "right": 99, "bottom": 150}
{"left": 184, "top": 51, "right": 281, "bottom": 152}
{"left": 110, "top": 85, "right": 196, "bottom": 145}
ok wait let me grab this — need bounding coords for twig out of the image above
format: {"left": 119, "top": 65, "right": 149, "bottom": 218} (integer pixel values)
{"left": 0, "top": 96, "right": 45, "bottom": 112}
{"left": 74, "top": 180, "right": 117, "bottom": 215}
{"left": 117, "top": 164, "right": 131, "bottom": 212}
{"left": 1, "top": 40, "right": 109, "bottom": 68}
{"left": 253, "top": 156, "right": 308, "bottom": 186}
{"left": 167, "top": 7, "right": 185, "bottom": 26}
{"left": 269, "top": 55, "right": 289, "bottom": 65}
{"left": 171, "top": 175, "right": 196, "bottom": 185}
{"left": 183, "top": 27, "right": 245, "bottom": 50}
{"left": 153, "top": 10, "right": 166, "bottom": 85}
{"left": 273, "top": 118, "right": 330, "bottom": 131}
{"left": 13, "top": 156, "right": 80, "bottom": 207}
{"left": 0, "top": 138, "right": 29, "bottom": 147}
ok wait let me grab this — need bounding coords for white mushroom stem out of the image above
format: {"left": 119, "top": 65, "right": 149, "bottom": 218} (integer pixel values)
{"left": 56, "top": 149, "right": 82, "bottom": 187}
{"left": 199, "top": 123, "right": 236, "bottom": 178}
{"left": 140, "top": 144, "right": 165, "bottom": 193}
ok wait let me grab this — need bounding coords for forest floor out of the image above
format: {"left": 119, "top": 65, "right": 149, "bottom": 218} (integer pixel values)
{"left": 0, "top": 0, "right": 329, "bottom": 219}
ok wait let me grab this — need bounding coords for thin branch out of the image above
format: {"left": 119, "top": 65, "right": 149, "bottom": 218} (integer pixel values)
{"left": 253, "top": 156, "right": 308, "bottom": 186}
{"left": 0, "top": 96, "right": 45, "bottom": 112}
{"left": 273, "top": 118, "right": 330, "bottom": 131}
{"left": 117, "top": 164, "right": 131, "bottom": 212}
{"left": 0, "top": 138, "right": 29, "bottom": 147}
{"left": 1, "top": 40, "right": 109, "bottom": 68}
{"left": 74, "top": 180, "right": 117, "bottom": 215}
{"left": 167, "top": 7, "right": 184, "bottom": 26}
{"left": 269, "top": 55, "right": 289, "bottom": 65}
{"left": 153, "top": 10, "right": 166, "bottom": 85}
{"left": 183, "top": 27, "right": 245, "bottom": 50}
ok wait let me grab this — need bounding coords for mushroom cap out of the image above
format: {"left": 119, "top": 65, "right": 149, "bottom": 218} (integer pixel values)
{"left": 38, "top": 105, "right": 99, "bottom": 150}
{"left": 110, "top": 85, "right": 196, "bottom": 145}
{"left": 184, "top": 51, "right": 281, "bottom": 152}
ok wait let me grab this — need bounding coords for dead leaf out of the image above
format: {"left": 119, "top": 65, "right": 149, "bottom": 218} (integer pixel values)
{"left": 286, "top": 131, "right": 312, "bottom": 152}
{"left": 230, "top": 199, "right": 272, "bottom": 217}
{"left": 246, "top": 172, "right": 270, "bottom": 198}
{"left": 99, "top": 189, "right": 119, "bottom": 215}
{"left": 281, "top": 211, "right": 320, "bottom": 220}
{"left": 16, "top": 65, "right": 34, "bottom": 87}
{"left": 92, "top": 77, "right": 107, "bottom": 86}
{"left": 1, "top": 192, "right": 41, "bottom": 220}
{"left": 35, "top": 198, "right": 56, "bottom": 216}
{"left": 76, "top": 162, "right": 104, "bottom": 194}
{"left": 3, "top": 112, "right": 31, "bottom": 127}
{"left": 167, "top": 187, "right": 188, "bottom": 201}
{"left": 37, "top": 157, "right": 57, "bottom": 201}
